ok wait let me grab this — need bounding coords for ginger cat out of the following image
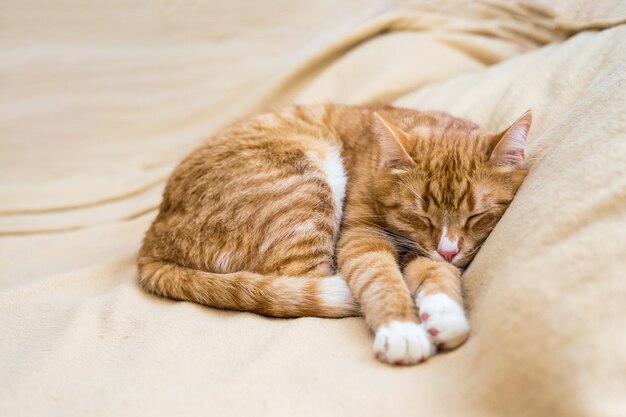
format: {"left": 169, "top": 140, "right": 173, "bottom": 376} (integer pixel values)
{"left": 138, "top": 104, "right": 531, "bottom": 365}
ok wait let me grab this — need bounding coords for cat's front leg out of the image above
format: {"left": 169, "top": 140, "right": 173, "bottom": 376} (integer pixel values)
{"left": 403, "top": 258, "right": 470, "bottom": 350}
{"left": 337, "top": 227, "right": 435, "bottom": 365}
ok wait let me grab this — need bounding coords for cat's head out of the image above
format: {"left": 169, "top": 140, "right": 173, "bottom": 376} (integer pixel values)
{"left": 371, "top": 109, "right": 531, "bottom": 269}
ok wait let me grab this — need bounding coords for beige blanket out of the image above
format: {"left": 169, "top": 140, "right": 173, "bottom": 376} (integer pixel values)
{"left": 2, "top": 1, "right": 625, "bottom": 416}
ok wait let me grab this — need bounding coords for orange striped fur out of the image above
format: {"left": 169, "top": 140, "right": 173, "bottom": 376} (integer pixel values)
{"left": 138, "top": 104, "right": 531, "bottom": 364}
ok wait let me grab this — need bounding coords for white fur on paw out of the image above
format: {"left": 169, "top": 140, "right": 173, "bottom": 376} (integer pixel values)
{"left": 373, "top": 321, "right": 435, "bottom": 365}
{"left": 417, "top": 293, "right": 469, "bottom": 350}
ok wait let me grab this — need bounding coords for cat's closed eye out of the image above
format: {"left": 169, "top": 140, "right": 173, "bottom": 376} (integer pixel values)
{"left": 465, "top": 211, "right": 498, "bottom": 229}
{"left": 399, "top": 207, "right": 429, "bottom": 227}
{"left": 398, "top": 209, "right": 434, "bottom": 230}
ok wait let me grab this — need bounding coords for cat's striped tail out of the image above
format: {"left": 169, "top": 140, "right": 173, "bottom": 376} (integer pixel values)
{"left": 138, "top": 259, "right": 360, "bottom": 318}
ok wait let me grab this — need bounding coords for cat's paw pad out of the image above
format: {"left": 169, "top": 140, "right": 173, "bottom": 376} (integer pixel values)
{"left": 373, "top": 321, "right": 435, "bottom": 365}
{"left": 417, "top": 293, "right": 469, "bottom": 350}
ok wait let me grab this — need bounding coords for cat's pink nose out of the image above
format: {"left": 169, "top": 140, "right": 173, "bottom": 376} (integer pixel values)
{"left": 437, "top": 248, "right": 459, "bottom": 262}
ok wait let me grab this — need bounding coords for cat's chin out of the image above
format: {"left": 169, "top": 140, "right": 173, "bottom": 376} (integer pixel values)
{"left": 451, "top": 259, "right": 471, "bottom": 271}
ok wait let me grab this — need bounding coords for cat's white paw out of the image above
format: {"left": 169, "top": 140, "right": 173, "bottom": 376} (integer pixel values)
{"left": 417, "top": 293, "right": 469, "bottom": 350}
{"left": 373, "top": 320, "right": 435, "bottom": 365}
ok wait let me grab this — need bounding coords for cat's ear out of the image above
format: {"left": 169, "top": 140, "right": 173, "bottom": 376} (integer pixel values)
{"left": 490, "top": 110, "right": 532, "bottom": 168}
{"left": 373, "top": 112, "right": 415, "bottom": 170}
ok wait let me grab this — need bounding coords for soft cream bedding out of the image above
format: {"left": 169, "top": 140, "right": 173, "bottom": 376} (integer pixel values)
{"left": 1, "top": 1, "right": 625, "bottom": 416}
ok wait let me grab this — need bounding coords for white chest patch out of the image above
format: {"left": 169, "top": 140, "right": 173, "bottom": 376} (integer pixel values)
{"left": 320, "top": 146, "right": 347, "bottom": 225}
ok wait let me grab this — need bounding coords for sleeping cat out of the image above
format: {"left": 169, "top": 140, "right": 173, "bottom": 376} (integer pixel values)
{"left": 138, "top": 104, "right": 531, "bottom": 365}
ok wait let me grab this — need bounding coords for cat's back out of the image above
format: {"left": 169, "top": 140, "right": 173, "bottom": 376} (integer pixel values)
{"left": 175, "top": 104, "right": 341, "bottom": 180}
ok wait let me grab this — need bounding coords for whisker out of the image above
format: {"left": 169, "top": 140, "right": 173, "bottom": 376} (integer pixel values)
{"left": 342, "top": 218, "right": 428, "bottom": 256}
